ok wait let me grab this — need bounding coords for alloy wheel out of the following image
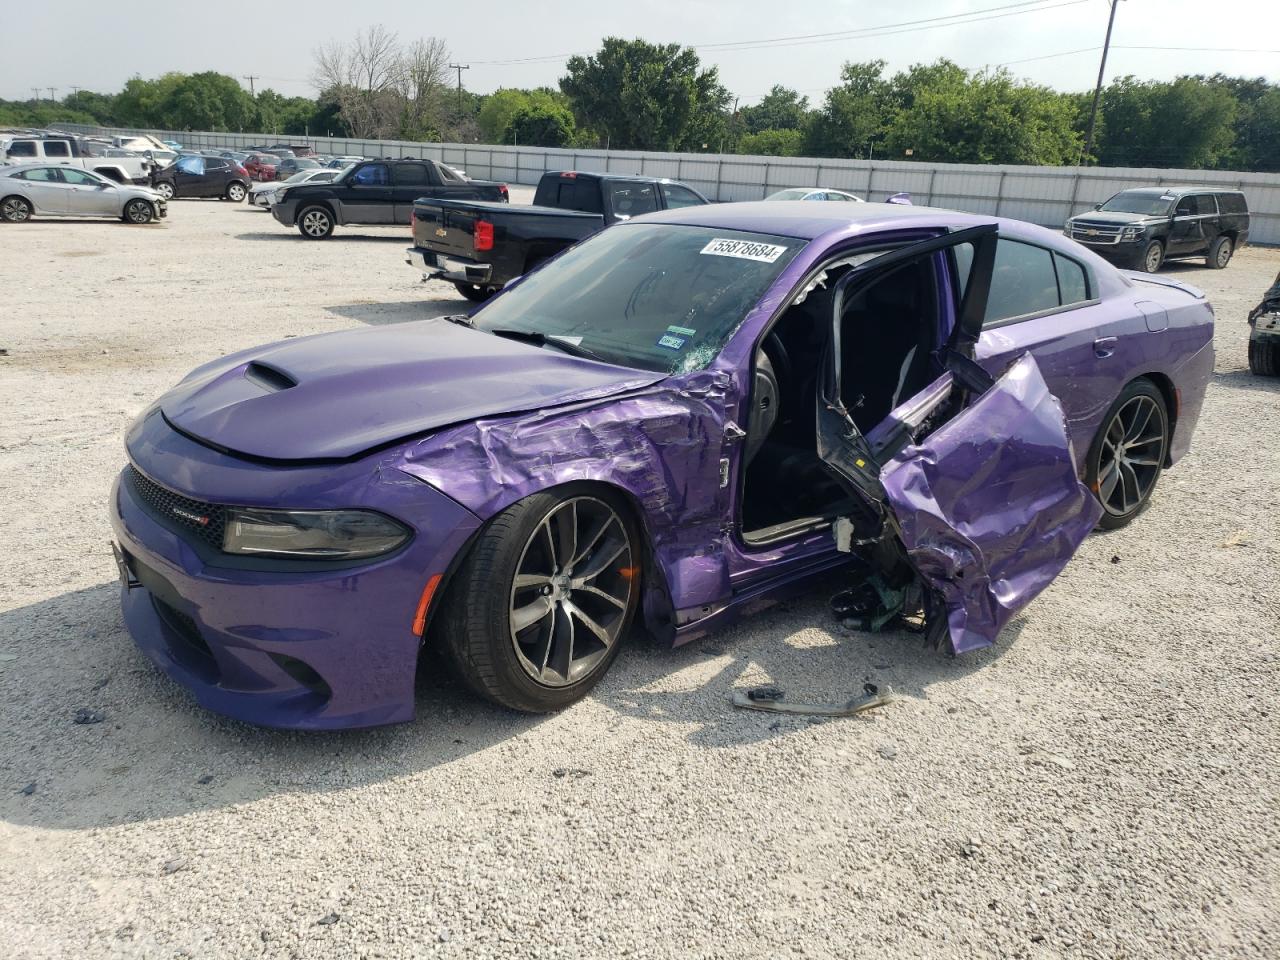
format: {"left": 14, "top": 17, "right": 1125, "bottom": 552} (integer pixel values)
{"left": 1144, "top": 243, "right": 1163, "bottom": 273}
{"left": 156, "top": 182, "right": 174, "bottom": 200}
{"left": 2, "top": 197, "right": 31, "bottom": 222}
{"left": 126, "top": 200, "right": 152, "bottom": 223}
{"left": 1096, "top": 395, "right": 1166, "bottom": 517}
{"left": 1216, "top": 239, "right": 1233, "bottom": 268}
{"left": 508, "top": 496, "right": 635, "bottom": 687}
{"left": 228, "top": 183, "right": 246, "bottom": 201}
{"left": 301, "top": 210, "right": 331, "bottom": 237}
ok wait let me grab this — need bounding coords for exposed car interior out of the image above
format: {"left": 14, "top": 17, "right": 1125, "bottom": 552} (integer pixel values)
{"left": 741, "top": 253, "right": 946, "bottom": 540}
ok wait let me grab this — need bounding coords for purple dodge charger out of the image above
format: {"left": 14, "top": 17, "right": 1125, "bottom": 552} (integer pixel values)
{"left": 110, "top": 202, "right": 1214, "bottom": 729}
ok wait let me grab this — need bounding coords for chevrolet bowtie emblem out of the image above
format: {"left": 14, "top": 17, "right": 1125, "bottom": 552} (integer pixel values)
{"left": 435, "top": 228, "right": 447, "bottom": 237}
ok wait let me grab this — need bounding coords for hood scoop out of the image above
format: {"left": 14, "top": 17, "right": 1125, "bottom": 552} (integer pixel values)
{"left": 244, "top": 361, "right": 297, "bottom": 392}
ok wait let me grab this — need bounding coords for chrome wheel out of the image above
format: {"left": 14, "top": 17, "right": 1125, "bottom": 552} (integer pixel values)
{"left": 2, "top": 197, "right": 32, "bottom": 222}
{"left": 301, "top": 209, "right": 331, "bottom": 237}
{"left": 1144, "top": 242, "right": 1163, "bottom": 273}
{"left": 508, "top": 496, "right": 635, "bottom": 688}
{"left": 1097, "top": 394, "right": 1166, "bottom": 518}
{"left": 227, "top": 183, "right": 246, "bottom": 202}
{"left": 155, "top": 181, "right": 174, "bottom": 200}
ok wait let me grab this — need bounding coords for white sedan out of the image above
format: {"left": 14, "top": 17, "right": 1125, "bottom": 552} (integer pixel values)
{"left": 765, "top": 187, "right": 864, "bottom": 202}
{"left": 0, "top": 164, "right": 167, "bottom": 223}
{"left": 249, "top": 168, "right": 343, "bottom": 208}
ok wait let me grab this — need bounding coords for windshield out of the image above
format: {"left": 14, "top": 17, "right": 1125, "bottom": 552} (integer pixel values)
{"left": 766, "top": 188, "right": 811, "bottom": 201}
{"left": 1099, "top": 191, "right": 1174, "bottom": 216}
{"left": 284, "top": 171, "right": 317, "bottom": 183}
{"left": 471, "top": 223, "right": 804, "bottom": 374}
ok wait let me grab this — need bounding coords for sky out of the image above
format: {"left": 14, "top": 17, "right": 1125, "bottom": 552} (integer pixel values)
{"left": 4, "top": 0, "right": 1278, "bottom": 105}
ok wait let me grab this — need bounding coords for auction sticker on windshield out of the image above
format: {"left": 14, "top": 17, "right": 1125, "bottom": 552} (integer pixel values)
{"left": 700, "top": 238, "right": 788, "bottom": 263}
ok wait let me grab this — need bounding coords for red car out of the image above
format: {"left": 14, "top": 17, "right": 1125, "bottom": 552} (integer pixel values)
{"left": 242, "top": 153, "right": 278, "bottom": 182}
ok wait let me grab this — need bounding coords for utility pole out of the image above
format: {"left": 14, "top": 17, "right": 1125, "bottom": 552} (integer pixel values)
{"left": 448, "top": 63, "right": 470, "bottom": 115}
{"left": 31, "top": 87, "right": 41, "bottom": 103}
{"left": 1083, "top": 0, "right": 1122, "bottom": 165}
{"left": 47, "top": 87, "right": 58, "bottom": 102}
{"left": 243, "top": 75, "right": 259, "bottom": 97}
{"left": 69, "top": 85, "right": 81, "bottom": 99}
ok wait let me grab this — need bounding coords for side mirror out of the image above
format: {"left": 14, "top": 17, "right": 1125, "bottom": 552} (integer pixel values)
{"left": 1092, "top": 202, "right": 1102, "bottom": 210}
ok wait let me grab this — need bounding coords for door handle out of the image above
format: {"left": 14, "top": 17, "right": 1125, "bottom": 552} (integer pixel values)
{"left": 1093, "top": 336, "right": 1118, "bottom": 358}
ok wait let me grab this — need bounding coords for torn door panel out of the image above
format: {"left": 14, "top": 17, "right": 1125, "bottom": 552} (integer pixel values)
{"left": 879, "top": 354, "right": 1103, "bottom": 653}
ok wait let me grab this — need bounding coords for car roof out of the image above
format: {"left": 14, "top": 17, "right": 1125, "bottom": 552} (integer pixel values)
{"left": 640, "top": 200, "right": 1006, "bottom": 240}
{"left": 1117, "top": 185, "right": 1243, "bottom": 197}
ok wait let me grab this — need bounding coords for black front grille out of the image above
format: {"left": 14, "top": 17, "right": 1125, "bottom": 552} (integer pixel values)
{"left": 127, "top": 465, "right": 227, "bottom": 550}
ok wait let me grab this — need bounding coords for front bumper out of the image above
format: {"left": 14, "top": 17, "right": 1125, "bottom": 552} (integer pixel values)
{"left": 110, "top": 414, "right": 482, "bottom": 729}
{"left": 1249, "top": 310, "right": 1280, "bottom": 345}
{"left": 1065, "top": 233, "right": 1148, "bottom": 259}
{"left": 271, "top": 200, "right": 297, "bottom": 226}
{"left": 405, "top": 246, "right": 493, "bottom": 285}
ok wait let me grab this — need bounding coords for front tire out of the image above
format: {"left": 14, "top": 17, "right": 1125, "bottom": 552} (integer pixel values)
{"left": 1206, "top": 235, "right": 1233, "bottom": 269}
{"left": 1085, "top": 379, "right": 1170, "bottom": 530}
{"left": 438, "top": 487, "right": 639, "bottom": 712}
{"left": 1249, "top": 338, "right": 1280, "bottom": 377}
{"left": 123, "top": 199, "right": 154, "bottom": 224}
{"left": 225, "top": 182, "right": 247, "bottom": 202}
{"left": 1136, "top": 240, "right": 1164, "bottom": 273}
{"left": 1, "top": 196, "right": 32, "bottom": 222}
{"left": 453, "top": 281, "right": 495, "bottom": 302}
{"left": 154, "top": 181, "right": 175, "bottom": 200}
{"left": 297, "top": 205, "right": 334, "bottom": 239}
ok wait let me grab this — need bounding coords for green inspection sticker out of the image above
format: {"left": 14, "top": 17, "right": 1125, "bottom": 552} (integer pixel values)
{"left": 666, "top": 325, "right": 697, "bottom": 337}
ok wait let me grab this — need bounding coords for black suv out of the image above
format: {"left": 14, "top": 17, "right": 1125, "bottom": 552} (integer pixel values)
{"left": 152, "top": 154, "right": 251, "bottom": 202}
{"left": 1065, "top": 187, "right": 1249, "bottom": 273}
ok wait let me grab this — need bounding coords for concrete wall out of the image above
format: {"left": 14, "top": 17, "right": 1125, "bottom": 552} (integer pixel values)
{"left": 59, "top": 124, "right": 1280, "bottom": 244}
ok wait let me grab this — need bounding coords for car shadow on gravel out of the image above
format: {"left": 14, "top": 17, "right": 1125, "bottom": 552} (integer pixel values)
{"left": 0, "top": 580, "right": 1015, "bottom": 830}
{"left": 234, "top": 232, "right": 408, "bottom": 243}
{"left": 325, "top": 299, "right": 466, "bottom": 325}
{"left": 1209, "top": 369, "right": 1280, "bottom": 394}
{"left": 593, "top": 589, "right": 1020, "bottom": 751}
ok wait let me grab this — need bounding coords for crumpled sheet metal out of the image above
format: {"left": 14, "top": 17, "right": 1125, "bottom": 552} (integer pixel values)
{"left": 397, "top": 371, "right": 733, "bottom": 639}
{"left": 880, "top": 354, "right": 1103, "bottom": 654}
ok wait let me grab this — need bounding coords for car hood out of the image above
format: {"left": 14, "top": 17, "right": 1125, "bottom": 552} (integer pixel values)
{"left": 1070, "top": 210, "right": 1165, "bottom": 226}
{"left": 159, "top": 319, "right": 664, "bottom": 462}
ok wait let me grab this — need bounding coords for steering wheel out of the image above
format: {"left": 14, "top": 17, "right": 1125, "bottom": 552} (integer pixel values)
{"left": 745, "top": 332, "right": 791, "bottom": 464}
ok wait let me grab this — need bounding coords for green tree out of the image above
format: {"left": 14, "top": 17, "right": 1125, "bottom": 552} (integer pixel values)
{"left": 559, "top": 37, "right": 731, "bottom": 150}
{"left": 157, "top": 72, "right": 255, "bottom": 131}
{"left": 883, "top": 67, "right": 1081, "bottom": 165}
{"left": 1097, "top": 76, "right": 1238, "bottom": 168}
{"left": 504, "top": 102, "right": 576, "bottom": 147}
{"left": 478, "top": 89, "right": 534, "bottom": 143}
{"left": 741, "top": 86, "right": 810, "bottom": 133}
{"left": 738, "top": 128, "right": 805, "bottom": 156}
{"left": 804, "top": 61, "right": 889, "bottom": 158}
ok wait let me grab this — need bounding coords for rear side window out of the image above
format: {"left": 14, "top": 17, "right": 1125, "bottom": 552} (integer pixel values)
{"left": 1193, "top": 194, "right": 1217, "bottom": 216}
{"left": 206, "top": 157, "right": 227, "bottom": 169}
{"left": 661, "top": 183, "right": 705, "bottom": 209}
{"left": 608, "top": 181, "right": 658, "bottom": 218}
{"left": 43, "top": 141, "right": 70, "bottom": 157}
{"left": 984, "top": 241, "right": 1059, "bottom": 323}
{"left": 392, "top": 163, "right": 431, "bottom": 186}
{"left": 7, "top": 140, "right": 37, "bottom": 157}
{"left": 1217, "top": 192, "right": 1247, "bottom": 214}
{"left": 16, "top": 167, "right": 61, "bottom": 182}
{"left": 553, "top": 180, "right": 603, "bottom": 214}
{"left": 1054, "top": 253, "right": 1090, "bottom": 305}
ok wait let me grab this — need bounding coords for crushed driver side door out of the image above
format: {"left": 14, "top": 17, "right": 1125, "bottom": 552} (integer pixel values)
{"left": 816, "top": 225, "right": 1103, "bottom": 653}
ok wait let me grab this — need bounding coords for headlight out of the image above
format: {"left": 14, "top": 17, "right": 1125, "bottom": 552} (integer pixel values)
{"left": 1121, "top": 225, "right": 1145, "bottom": 239}
{"left": 275, "top": 188, "right": 287, "bottom": 201}
{"left": 222, "top": 508, "right": 411, "bottom": 559}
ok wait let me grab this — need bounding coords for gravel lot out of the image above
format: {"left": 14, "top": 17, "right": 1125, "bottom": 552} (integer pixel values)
{"left": 0, "top": 196, "right": 1276, "bottom": 960}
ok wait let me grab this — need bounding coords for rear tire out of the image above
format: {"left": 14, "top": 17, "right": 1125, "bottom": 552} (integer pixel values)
{"left": 297, "top": 205, "right": 334, "bottom": 239}
{"left": 1, "top": 196, "right": 32, "bottom": 222}
{"left": 123, "top": 199, "right": 154, "bottom": 224}
{"left": 225, "top": 182, "right": 247, "bottom": 202}
{"left": 1206, "top": 235, "right": 1233, "bottom": 269}
{"left": 453, "top": 281, "right": 495, "bottom": 302}
{"left": 437, "top": 486, "right": 639, "bottom": 712}
{"left": 1248, "top": 338, "right": 1280, "bottom": 377}
{"left": 1136, "top": 240, "right": 1164, "bottom": 273}
{"left": 1085, "top": 378, "right": 1170, "bottom": 530}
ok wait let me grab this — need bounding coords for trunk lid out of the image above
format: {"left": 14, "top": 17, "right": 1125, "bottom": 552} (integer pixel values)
{"left": 160, "top": 320, "right": 663, "bottom": 461}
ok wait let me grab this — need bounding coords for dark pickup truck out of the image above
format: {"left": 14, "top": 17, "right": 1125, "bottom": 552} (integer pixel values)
{"left": 273, "top": 157, "right": 508, "bottom": 239}
{"left": 406, "top": 170, "right": 709, "bottom": 300}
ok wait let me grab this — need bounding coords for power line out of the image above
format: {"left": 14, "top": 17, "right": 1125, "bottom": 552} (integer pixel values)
{"left": 464, "top": 0, "right": 1088, "bottom": 65}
